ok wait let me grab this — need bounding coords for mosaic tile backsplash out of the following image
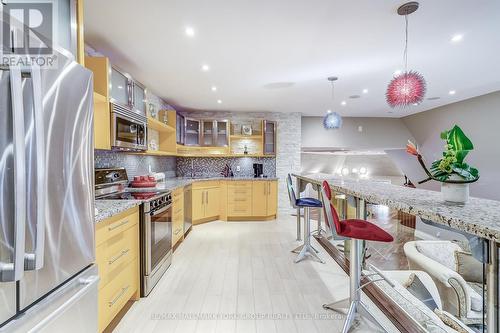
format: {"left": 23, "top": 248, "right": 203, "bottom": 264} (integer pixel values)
{"left": 95, "top": 151, "right": 177, "bottom": 179}
{"left": 176, "top": 157, "right": 276, "bottom": 178}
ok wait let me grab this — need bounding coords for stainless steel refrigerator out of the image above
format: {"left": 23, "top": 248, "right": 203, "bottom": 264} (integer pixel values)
{"left": 0, "top": 10, "right": 98, "bottom": 333}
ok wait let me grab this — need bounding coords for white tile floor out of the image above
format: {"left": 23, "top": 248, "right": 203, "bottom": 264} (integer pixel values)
{"left": 114, "top": 216, "right": 399, "bottom": 333}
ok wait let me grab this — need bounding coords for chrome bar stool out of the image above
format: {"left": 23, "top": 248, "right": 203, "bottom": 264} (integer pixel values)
{"left": 320, "top": 180, "right": 394, "bottom": 332}
{"left": 286, "top": 174, "right": 324, "bottom": 263}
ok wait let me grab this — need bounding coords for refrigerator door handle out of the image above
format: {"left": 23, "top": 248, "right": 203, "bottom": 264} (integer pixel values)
{"left": 24, "top": 65, "right": 46, "bottom": 271}
{"left": 0, "top": 67, "right": 26, "bottom": 282}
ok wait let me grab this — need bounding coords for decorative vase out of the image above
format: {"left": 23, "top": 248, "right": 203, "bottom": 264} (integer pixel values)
{"left": 441, "top": 175, "right": 469, "bottom": 203}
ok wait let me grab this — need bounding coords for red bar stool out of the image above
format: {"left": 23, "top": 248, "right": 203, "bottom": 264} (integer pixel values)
{"left": 321, "top": 180, "right": 393, "bottom": 333}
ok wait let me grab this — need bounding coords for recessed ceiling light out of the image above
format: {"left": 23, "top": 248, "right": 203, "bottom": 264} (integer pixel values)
{"left": 201, "top": 64, "right": 210, "bottom": 72}
{"left": 451, "top": 34, "right": 463, "bottom": 43}
{"left": 362, "top": 89, "right": 368, "bottom": 94}
{"left": 326, "top": 109, "right": 332, "bottom": 114}
{"left": 449, "top": 90, "right": 456, "bottom": 95}
{"left": 341, "top": 101, "right": 347, "bottom": 106}
{"left": 412, "top": 103, "right": 419, "bottom": 106}
{"left": 394, "top": 69, "right": 402, "bottom": 76}
{"left": 185, "top": 26, "right": 195, "bottom": 37}
{"left": 117, "top": 85, "right": 123, "bottom": 89}
{"left": 217, "top": 99, "right": 222, "bottom": 104}
{"left": 211, "top": 86, "right": 217, "bottom": 92}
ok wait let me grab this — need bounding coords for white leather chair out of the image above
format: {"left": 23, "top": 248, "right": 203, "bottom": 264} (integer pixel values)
{"left": 404, "top": 241, "right": 483, "bottom": 325}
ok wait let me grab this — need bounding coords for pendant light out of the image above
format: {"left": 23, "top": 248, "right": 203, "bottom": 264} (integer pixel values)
{"left": 386, "top": 2, "right": 426, "bottom": 108}
{"left": 323, "top": 76, "right": 343, "bottom": 129}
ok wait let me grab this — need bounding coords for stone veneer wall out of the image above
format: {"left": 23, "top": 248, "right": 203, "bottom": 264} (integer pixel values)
{"left": 180, "top": 111, "right": 301, "bottom": 213}
{"left": 176, "top": 157, "right": 275, "bottom": 178}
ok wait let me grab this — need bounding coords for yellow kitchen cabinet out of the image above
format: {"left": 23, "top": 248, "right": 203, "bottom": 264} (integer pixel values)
{"left": 267, "top": 180, "right": 278, "bottom": 216}
{"left": 205, "top": 187, "right": 220, "bottom": 218}
{"left": 227, "top": 181, "right": 253, "bottom": 217}
{"left": 172, "top": 188, "right": 184, "bottom": 247}
{"left": 95, "top": 207, "right": 140, "bottom": 332}
{"left": 85, "top": 56, "right": 111, "bottom": 150}
{"left": 251, "top": 182, "right": 267, "bottom": 216}
{"left": 192, "top": 181, "right": 220, "bottom": 224}
{"left": 192, "top": 188, "right": 205, "bottom": 221}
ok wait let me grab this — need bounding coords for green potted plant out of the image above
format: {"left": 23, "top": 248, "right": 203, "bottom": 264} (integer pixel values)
{"left": 407, "top": 125, "right": 479, "bottom": 203}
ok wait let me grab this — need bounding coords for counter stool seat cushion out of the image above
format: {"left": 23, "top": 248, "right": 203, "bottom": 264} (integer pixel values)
{"left": 296, "top": 197, "right": 322, "bottom": 208}
{"left": 340, "top": 219, "right": 394, "bottom": 242}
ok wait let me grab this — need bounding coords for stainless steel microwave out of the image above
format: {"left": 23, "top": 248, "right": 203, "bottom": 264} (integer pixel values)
{"left": 111, "top": 103, "right": 147, "bottom": 151}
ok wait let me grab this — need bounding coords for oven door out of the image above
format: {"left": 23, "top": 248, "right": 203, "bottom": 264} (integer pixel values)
{"left": 111, "top": 106, "right": 147, "bottom": 151}
{"left": 145, "top": 203, "right": 172, "bottom": 279}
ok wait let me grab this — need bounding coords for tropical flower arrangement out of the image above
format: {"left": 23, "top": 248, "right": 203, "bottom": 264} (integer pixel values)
{"left": 406, "top": 125, "right": 479, "bottom": 185}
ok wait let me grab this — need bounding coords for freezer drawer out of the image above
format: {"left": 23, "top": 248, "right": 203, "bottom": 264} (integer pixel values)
{"left": 1, "top": 265, "right": 99, "bottom": 333}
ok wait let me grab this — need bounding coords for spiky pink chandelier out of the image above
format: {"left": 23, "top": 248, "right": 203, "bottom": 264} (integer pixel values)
{"left": 386, "top": 2, "right": 426, "bottom": 108}
{"left": 386, "top": 70, "right": 426, "bottom": 107}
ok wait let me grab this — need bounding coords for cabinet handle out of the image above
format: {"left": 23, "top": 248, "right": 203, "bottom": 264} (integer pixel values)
{"left": 108, "top": 219, "right": 129, "bottom": 231}
{"left": 233, "top": 198, "right": 247, "bottom": 202}
{"left": 206, "top": 191, "right": 209, "bottom": 204}
{"left": 108, "top": 285, "right": 130, "bottom": 307}
{"left": 108, "top": 248, "right": 130, "bottom": 265}
{"left": 202, "top": 191, "right": 204, "bottom": 205}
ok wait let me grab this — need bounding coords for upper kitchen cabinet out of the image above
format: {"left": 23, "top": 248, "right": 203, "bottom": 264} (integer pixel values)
{"left": 263, "top": 120, "right": 277, "bottom": 155}
{"left": 2, "top": 0, "right": 85, "bottom": 63}
{"left": 110, "top": 67, "right": 129, "bottom": 106}
{"left": 201, "top": 120, "right": 230, "bottom": 147}
{"left": 85, "top": 56, "right": 111, "bottom": 150}
{"left": 184, "top": 118, "right": 201, "bottom": 146}
{"left": 132, "top": 81, "right": 146, "bottom": 115}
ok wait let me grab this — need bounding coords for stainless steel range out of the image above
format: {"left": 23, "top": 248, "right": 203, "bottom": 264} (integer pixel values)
{"left": 95, "top": 168, "right": 173, "bottom": 296}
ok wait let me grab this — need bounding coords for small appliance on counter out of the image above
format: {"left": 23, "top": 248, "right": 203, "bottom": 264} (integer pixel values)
{"left": 253, "top": 163, "right": 264, "bottom": 178}
{"left": 94, "top": 168, "right": 173, "bottom": 296}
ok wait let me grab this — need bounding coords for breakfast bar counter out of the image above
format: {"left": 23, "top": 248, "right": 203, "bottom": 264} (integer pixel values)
{"left": 293, "top": 172, "right": 500, "bottom": 332}
{"left": 293, "top": 172, "right": 500, "bottom": 242}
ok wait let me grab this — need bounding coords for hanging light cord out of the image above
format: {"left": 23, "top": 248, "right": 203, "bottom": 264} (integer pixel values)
{"left": 330, "top": 80, "right": 335, "bottom": 108}
{"left": 404, "top": 13, "right": 409, "bottom": 73}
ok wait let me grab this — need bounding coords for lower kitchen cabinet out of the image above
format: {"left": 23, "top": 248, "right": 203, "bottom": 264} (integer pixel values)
{"left": 190, "top": 180, "right": 278, "bottom": 223}
{"left": 172, "top": 187, "right": 184, "bottom": 247}
{"left": 251, "top": 180, "right": 277, "bottom": 217}
{"left": 192, "top": 182, "right": 220, "bottom": 224}
{"left": 95, "top": 207, "right": 140, "bottom": 332}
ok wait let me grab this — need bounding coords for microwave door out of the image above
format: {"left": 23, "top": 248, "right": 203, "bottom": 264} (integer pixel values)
{"left": 0, "top": 68, "right": 26, "bottom": 324}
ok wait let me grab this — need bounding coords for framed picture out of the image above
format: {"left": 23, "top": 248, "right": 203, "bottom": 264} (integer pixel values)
{"left": 242, "top": 125, "right": 252, "bottom": 136}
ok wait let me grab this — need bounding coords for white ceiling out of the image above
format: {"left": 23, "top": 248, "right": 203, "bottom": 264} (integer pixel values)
{"left": 84, "top": 0, "right": 500, "bottom": 117}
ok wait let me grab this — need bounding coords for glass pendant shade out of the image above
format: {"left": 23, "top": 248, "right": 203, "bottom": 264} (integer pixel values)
{"left": 323, "top": 111, "right": 343, "bottom": 129}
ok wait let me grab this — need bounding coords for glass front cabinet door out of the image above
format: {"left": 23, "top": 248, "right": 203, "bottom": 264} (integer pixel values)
{"left": 110, "top": 67, "right": 130, "bottom": 106}
{"left": 185, "top": 118, "right": 201, "bottom": 146}
{"left": 201, "top": 120, "right": 215, "bottom": 146}
{"left": 215, "top": 120, "right": 229, "bottom": 147}
{"left": 263, "top": 120, "right": 276, "bottom": 155}
{"left": 132, "top": 82, "right": 146, "bottom": 116}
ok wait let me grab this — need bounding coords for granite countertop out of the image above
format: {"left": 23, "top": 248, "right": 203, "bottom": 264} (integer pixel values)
{"left": 95, "top": 200, "right": 142, "bottom": 223}
{"left": 294, "top": 173, "right": 500, "bottom": 242}
{"left": 128, "top": 176, "right": 280, "bottom": 193}
{"left": 95, "top": 177, "right": 279, "bottom": 223}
